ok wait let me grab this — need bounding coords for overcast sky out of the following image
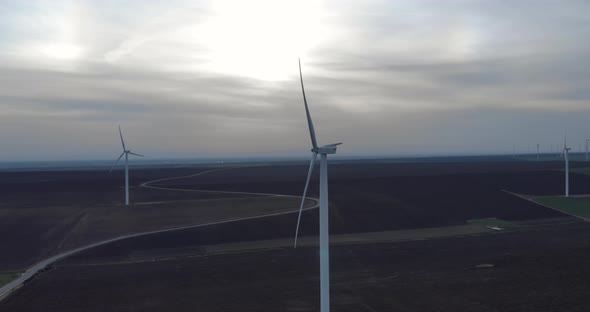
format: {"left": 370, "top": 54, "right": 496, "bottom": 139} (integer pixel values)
{"left": 1, "top": 0, "right": 590, "bottom": 161}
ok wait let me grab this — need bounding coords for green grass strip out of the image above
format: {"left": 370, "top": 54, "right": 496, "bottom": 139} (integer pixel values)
{"left": 534, "top": 196, "right": 590, "bottom": 219}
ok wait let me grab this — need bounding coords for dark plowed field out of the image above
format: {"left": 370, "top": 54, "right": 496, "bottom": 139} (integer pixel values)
{"left": 4, "top": 220, "right": 590, "bottom": 311}
{"left": 149, "top": 160, "right": 583, "bottom": 237}
{"left": 1, "top": 159, "right": 586, "bottom": 271}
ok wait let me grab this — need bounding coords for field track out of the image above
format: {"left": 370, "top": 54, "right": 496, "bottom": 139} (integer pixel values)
{"left": 0, "top": 167, "right": 319, "bottom": 301}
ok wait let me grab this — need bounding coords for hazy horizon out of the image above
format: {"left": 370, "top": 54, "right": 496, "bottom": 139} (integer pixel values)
{"left": 0, "top": 149, "right": 583, "bottom": 167}
{"left": 2, "top": 1, "right": 590, "bottom": 161}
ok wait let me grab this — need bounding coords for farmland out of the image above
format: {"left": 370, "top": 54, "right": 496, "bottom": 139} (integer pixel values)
{"left": 532, "top": 196, "right": 590, "bottom": 220}
{"left": 0, "top": 167, "right": 310, "bottom": 271}
{"left": 2, "top": 158, "right": 590, "bottom": 310}
{"left": 3, "top": 218, "right": 590, "bottom": 311}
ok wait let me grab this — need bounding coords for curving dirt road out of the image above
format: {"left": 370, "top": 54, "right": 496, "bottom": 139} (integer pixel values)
{"left": 0, "top": 167, "right": 318, "bottom": 301}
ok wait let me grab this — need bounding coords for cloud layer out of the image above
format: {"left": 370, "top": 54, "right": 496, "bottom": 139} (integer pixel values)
{"left": 1, "top": 0, "right": 590, "bottom": 161}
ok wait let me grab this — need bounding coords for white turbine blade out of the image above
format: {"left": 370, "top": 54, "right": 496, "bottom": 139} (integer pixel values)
{"left": 299, "top": 59, "right": 318, "bottom": 149}
{"left": 119, "top": 125, "right": 126, "bottom": 150}
{"left": 109, "top": 152, "right": 125, "bottom": 173}
{"left": 294, "top": 152, "right": 318, "bottom": 248}
{"left": 128, "top": 152, "right": 144, "bottom": 157}
{"left": 324, "top": 142, "right": 343, "bottom": 147}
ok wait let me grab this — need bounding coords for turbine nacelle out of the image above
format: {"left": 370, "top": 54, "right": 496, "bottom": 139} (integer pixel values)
{"left": 313, "top": 143, "right": 342, "bottom": 155}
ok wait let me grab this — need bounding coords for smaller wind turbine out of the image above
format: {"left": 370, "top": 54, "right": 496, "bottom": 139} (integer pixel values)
{"left": 561, "top": 135, "right": 571, "bottom": 197}
{"left": 512, "top": 144, "right": 516, "bottom": 158}
{"left": 536, "top": 143, "right": 540, "bottom": 161}
{"left": 586, "top": 139, "right": 589, "bottom": 161}
{"left": 110, "top": 125, "right": 143, "bottom": 206}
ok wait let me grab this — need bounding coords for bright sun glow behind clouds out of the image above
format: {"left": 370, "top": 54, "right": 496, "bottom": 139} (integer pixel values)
{"left": 8, "top": 0, "right": 325, "bottom": 81}
{"left": 5, "top": 1, "right": 86, "bottom": 67}
{"left": 4, "top": 0, "right": 590, "bottom": 160}
{"left": 196, "top": 0, "right": 325, "bottom": 81}
{"left": 39, "top": 42, "right": 83, "bottom": 60}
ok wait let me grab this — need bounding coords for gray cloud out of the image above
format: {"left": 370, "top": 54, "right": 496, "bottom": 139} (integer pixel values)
{"left": 0, "top": 0, "right": 590, "bottom": 161}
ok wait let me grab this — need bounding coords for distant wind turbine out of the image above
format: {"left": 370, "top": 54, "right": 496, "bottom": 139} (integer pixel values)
{"left": 110, "top": 125, "right": 143, "bottom": 206}
{"left": 536, "top": 143, "right": 540, "bottom": 161}
{"left": 586, "top": 139, "right": 589, "bottom": 161}
{"left": 293, "top": 59, "right": 341, "bottom": 312}
{"left": 512, "top": 144, "right": 516, "bottom": 158}
{"left": 561, "top": 134, "right": 571, "bottom": 197}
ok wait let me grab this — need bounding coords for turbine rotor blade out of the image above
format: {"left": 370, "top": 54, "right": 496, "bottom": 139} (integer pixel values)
{"left": 128, "top": 152, "right": 144, "bottom": 157}
{"left": 299, "top": 59, "right": 318, "bottom": 149}
{"left": 119, "top": 125, "right": 126, "bottom": 151}
{"left": 109, "top": 152, "right": 126, "bottom": 173}
{"left": 294, "top": 152, "right": 318, "bottom": 248}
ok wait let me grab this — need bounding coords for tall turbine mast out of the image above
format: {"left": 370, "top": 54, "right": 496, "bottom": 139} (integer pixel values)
{"left": 561, "top": 134, "right": 571, "bottom": 197}
{"left": 294, "top": 59, "right": 341, "bottom": 312}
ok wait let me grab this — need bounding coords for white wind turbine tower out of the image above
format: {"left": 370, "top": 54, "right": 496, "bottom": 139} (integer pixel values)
{"left": 561, "top": 135, "right": 571, "bottom": 197}
{"left": 586, "top": 139, "right": 589, "bottom": 161}
{"left": 293, "top": 59, "right": 341, "bottom": 312}
{"left": 110, "top": 125, "right": 144, "bottom": 206}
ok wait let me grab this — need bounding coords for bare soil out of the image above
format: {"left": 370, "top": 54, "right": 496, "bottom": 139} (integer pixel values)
{"left": 3, "top": 219, "right": 590, "bottom": 312}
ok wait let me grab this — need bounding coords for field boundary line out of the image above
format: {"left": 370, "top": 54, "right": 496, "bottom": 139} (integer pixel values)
{"left": 502, "top": 189, "right": 590, "bottom": 223}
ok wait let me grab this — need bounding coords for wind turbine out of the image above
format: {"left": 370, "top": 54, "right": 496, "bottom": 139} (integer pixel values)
{"left": 293, "top": 59, "right": 341, "bottom": 312}
{"left": 561, "top": 135, "right": 571, "bottom": 197}
{"left": 586, "top": 139, "right": 589, "bottom": 161}
{"left": 512, "top": 144, "right": 516, "bottom": 158}
{"left": 536, "top": 143, "right": 540, "bottom": 161}
{"left": 110, "top": 125, "right": 143, "bottom": 206}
